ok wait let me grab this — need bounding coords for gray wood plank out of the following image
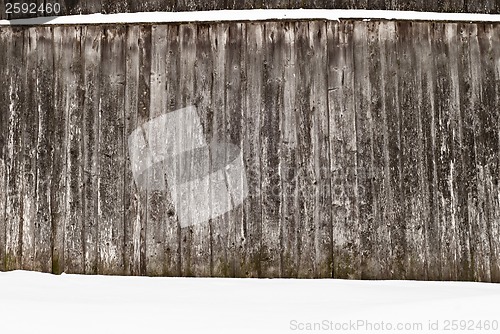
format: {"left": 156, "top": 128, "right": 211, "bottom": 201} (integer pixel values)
{"left": 224, "top": 22, "right": 246, "bottom": 277}
{"left": 51, "top": 26, "right": 71, "bottom": 274}
{"left": 308, "top": 21, "right": 332, "bottom": 277}
{"left": 21, "top": 27, "right": 38, "bottom": 272}
{"left": 328, "top": 21, "right": 361, "bottom": 279}
{"left": 191, "top": 23, "right": 214, "bottom": 277}
{"left": 352, "top": 22, "right": 378, "bottom": 279}
{"left": 280, "top": 21, "right": 299, "bottom": 277}
{"left": 419, "top": 23, "right": 441, "bottom": 281}
{"left": 489, "top": 23, "right": 500, "bottom": 282}
{"left": 366, "top": 21, "right": 392, "bottom": 279}
{"left": 123, "top": 25, "right": 141, "bottom": 276}
{"left": 137, "top": 25, "right": 153, "bottom": 275}
{"left": 261, "top": 21, "right": 283, "bottom": 278}
{"left": 33, "top": 26, "right": 55, "bottom": 273}
{"left": 4, "top": 28, "right": 27, "bottom": 271}
{"left": 242, "top": 22, "right": 264, "bottom": 277}
{"left": 209, "top": 23, "right": 233, "bottom": 277}
{"left": 161, "top": 24, "right": 181, "bottom": 276}
{"left": 63, "top": 27, "right": 85, "bottom": 274}
{"left": 0, "top": 27, "right": 9, "bottom": 271}
{"left": 145, "top": 25, "right": 168, "bottom": 276}
{"left": 98, "top": 26, "right": 126, "bottom": 275}
{"left": 81, "top": 25, "right": 102, "bottom": 275}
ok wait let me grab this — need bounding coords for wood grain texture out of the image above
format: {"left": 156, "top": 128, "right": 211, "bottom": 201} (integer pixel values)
{"left": 0, "top": 20, "right": 499, "bottom": 281}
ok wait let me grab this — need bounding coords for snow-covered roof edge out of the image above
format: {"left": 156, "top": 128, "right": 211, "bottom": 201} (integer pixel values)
{"left": 2, "top": 9, "right": 500, "bottom": 26}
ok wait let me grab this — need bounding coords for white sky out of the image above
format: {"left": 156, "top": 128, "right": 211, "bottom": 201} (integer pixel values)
{"left": 1, "top": 9, "right": 500, "bottom": 25}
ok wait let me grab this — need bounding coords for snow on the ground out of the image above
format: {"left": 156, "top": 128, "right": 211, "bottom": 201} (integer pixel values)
{"left": 2, "top": 9, "right": 500, "bottom": 25}
{"left": 1, "top": 270, "right": 499, "bottom": 334}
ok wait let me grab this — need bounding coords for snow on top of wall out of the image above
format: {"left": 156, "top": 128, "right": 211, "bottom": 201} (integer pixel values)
{"left": 2, "top": 9, "right": 500, "bottom": 26}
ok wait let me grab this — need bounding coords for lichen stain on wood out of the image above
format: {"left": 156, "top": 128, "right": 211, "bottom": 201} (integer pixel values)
{"left": 0, "top": 20, "right": 500, "bottom": 281}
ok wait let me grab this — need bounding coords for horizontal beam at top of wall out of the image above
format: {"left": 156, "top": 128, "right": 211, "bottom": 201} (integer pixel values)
{"left": 3, "top": 9, "right": 500, "bottom": 26}
{"left": 1, "top": 0, "right": 500, "bottom": 20}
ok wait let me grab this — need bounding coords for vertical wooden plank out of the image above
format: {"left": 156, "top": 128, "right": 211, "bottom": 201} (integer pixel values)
{"left": 430, "top": 23, "right": 456, "bottom": 281}
{"left": 328, "top": 21, "right": 360, "bottom": 279}
{"left": 192, "top": 23, "right": 214, "bottom": 277}
{"left": 477, "top": 23, "right": 499, "bottom": 282}
{"left": 367, "top": 21, "right": 393, "bottom": 279}
{"left": 137, "top": 25, "right": 152, "bottom": 275}
{"left": 308, "top": 21, "right": 332, "bottom": 278}
{"left": 413, "top": 22, "right": 433, "bottom": 281}
{"left": 398, "top": 21, "right": 429, "bottom": 279}
{"left": 33, "top": 26, "right": 54, "bottom": 273}
{"left": 468, "top": 24, "right": 492, "bottom": 282}
{"left": 280, "top": 21, "right": 299, "bottom": 277}
{"left": 146, "top": 25, "right": 168, "bottom": 276}
{"left": 242, "top": 22, "right": 263, "bottom": 277}
{"left": 178, "top": 23, "right": 198, "bottom": 276}
{"left": 352, "top": 21, "right": 378, "bottom": 279}
{"left": 0, "top": 27, "right": 9, "bottom": 271}
{"left": 295, "top": 22, "right": 319, "bottom": 278}
{"left": 261, "top": 21, "right": 283, "bottom": 278}
{"left": 51, "top": 26, "right": 69, "bottom": 274}
{"left": 223, "top": 22, "right": 246, "bottom": 277}
{"left": 419, "top": 23, "right": 441, "bottom": 281}
{"left": 64, "top": 26, "right": 85, "bottom": 274}
{"left": 445, "top": 23, "right": 463, "bottom": 280}
{"left": 98, "top": 26, "right": 126, "bottom": 275}
{"left": 209, "top": 23, "right": 232, "bottom": 277}
{"left": 18, "top": 27, "right": 36, "bottom": 271}
{"left": 489, "top": 23, "right": 500, "bottom": 282}
{"left": 123, "top": 25, "right": 141, "bottom": 276}
{"left": 162, "top": 24, "right": 181, "bottom": 276}
{"left": 81, "top": 25, "right": 102, "bottom": 275}
{"left": 4, "top": 28, "right": 27, "bottom": 271}
{"left": 453, "top": 23, "right": 474, "bottom": 280}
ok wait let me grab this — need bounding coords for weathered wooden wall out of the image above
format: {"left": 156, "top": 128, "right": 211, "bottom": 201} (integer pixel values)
{"left": 1, "top": 0, "right": 500, "bottom": 20}
{"left": 1, "top": 20, "right": 500, "bottom": 281}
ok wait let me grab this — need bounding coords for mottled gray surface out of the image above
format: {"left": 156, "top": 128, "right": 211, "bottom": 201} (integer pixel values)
{"left": 0, "top": 20, "right": 500, "bottom": 281}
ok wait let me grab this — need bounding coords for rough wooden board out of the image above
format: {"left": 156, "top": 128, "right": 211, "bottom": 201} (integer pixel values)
{"left": 178, "top": 23, "right": 197, "bottom": 277}
{"left": 489, "top": 23, "right": 500, "bottom": 282}
{"left": 63, "top": 26, "right": 85, "bottom": 274}
{"left": 352, "top": 21, "right": 377, "bottom": 279}
{"left": 81, "top": 25, "right": 101, "bottom": 275}
{"left": 224, "top": 22, "right": 246, "bottom": 277}
{"left": 209, "top": 23, "right": 232, "bottom": 277}
{"left": 136, "top": 25, "right": 152, "bottom": 275}
{"left": 51, "top": 26, "right": 69, "bottom": 274}
{"left": 123, "top": 25, "right": 141, "bottom": 276}
{"left": 0, "top": 27, "right": 8, "bottom": 271}
{"left": 20, "top": 27, "right": 37, "bottom": 272}
{"left": 145, "top": 24, "right": 168, "bottom": 277}
{"left": 98, "top": 26, "right": 126, "bottom": 275}
{"left": 4, "top": 28, "right": 27, "bottom": 271}
{"left": 327, "top": 21, "right": 361, "bottom": 279}
{"left": 468, "top": 24, "right": 493, "bottom": 282}
{"left": 280, "top": 21, "right": 299, "bottom": 278}
{"left": 191, "top": 23, "right": 214, "bottom": 277}
{"left": 162, "top": 24, "right": 181, "bottom": 276}
{"left": 477, "top": 23, "right": 500, "bottom": 282}
{"left": 32, "top": 26, "right": 54, "bottom": 273}
{"left": 366, "top": 21, "right": 392, "bottom": 279}
{"left": 261, "top": 21, "right": 283, "bottom": 278}
{"left": 308, "top": 20, "right": 332, "bottom": 277}
{"left": 242, "top": 22, "right": 263, "bottom": 277}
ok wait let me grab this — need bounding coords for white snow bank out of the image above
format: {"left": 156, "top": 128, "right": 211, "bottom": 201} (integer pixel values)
{"left": 1, "top": 270, "right": 499, "bottom": 334}
{"left": 2, "top": 9, "right": 500, "bottom": 25}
